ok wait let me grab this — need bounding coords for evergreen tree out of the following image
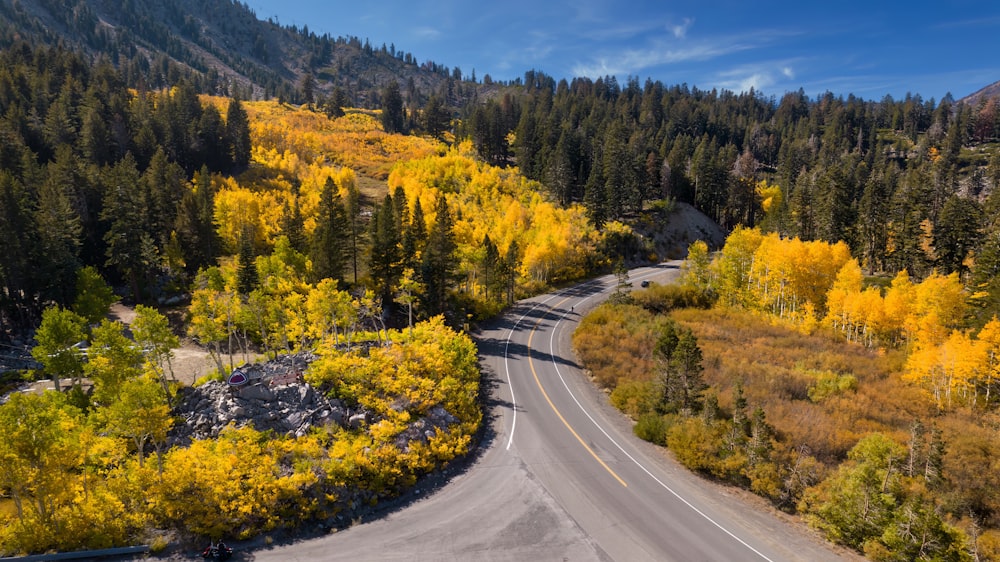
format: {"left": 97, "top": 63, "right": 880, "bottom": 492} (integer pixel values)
{"left": 102, "top": 154, "right": 158, "bottom": 302}
{"left": 368, "top": 195, "right": 402, "bottom": 307}
{"left": 77, "top": 104, "right": 110, "bottom": 166}
{"left": 501, "top": 240, "right": 520, "bottom": 305}
{"left": 381, "top": 80, "right": 405, "bottom": 134}
{"left": 480, "top": 235, "right": 501, "bottom": 302}
{"left": 422, "top": 94, "right": 450, "bottom": 139}
{"left": 142, "top": 147, "right": 185, "bottom": 248}
{"left": 655, "top": 323, "right": 707, "bottom": 415}
{"left": 310, "top": 179, "right": 348, "bottom": 283}
{"left": 933, "top": 195, "right": 982, "bottom": 276}
{"left": 279, "top": 197, "right": 307, "bottom": 254}
{"left": 236, "top": 232, "right": 258, "bottom": 295}
{"left": 196, "top": 104, "right": 228, "bottom": 172}
{"left": 36, "top": 147, "right": 83, "bottom": 305}
{"left": 225, "top": 97, "right": 251, "bottom": 173}
{"left": 175, "top": 166, "right": 219, "bottom": 274}
{"left": 401, "top": 197, "right": 427, "bottom": 270}
{"left": 746, "top": 406, "right": 774, "bottom": 469}
{"left": 858, "top": 168, "right": 892, "bottom": 273}
{"left": 299, "top": 72, "right": 315, "bottom": 106}
{"left": 970, "top": 230, "right": 1000, "bottom": 325}
{"left": 0, "top": 172, "right": 38, "bottom": 326}
{"left": 323, "top": 86, "right": 347, "bottom": 118}
{"left": 345, "top": 180, "right": 362, "bottom": 285}
{"left": 584, "top": 155, "right": 608, "bottom": 228}
{"left": 420, "top": 196, "right": 457, "bottom": 317}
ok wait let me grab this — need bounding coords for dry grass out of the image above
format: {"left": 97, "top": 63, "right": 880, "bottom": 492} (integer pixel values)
{"left": 672, "top": 307, "right": 934, "bottom": 463}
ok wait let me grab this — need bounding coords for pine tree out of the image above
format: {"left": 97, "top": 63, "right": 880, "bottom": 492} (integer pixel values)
{"left": 422, "top": 94, "right": 450, "bottom": 139}
{"left": 747, "top": 406, "right": 774, "bottom": 468}
{"left": 36, "top": 147, "right": 83, "bottom": 305}
{"left": 369, "top": 195, "right": 402, "bottom": 307}
{"left": 0, "top": 172, "right": 38, "bottom": 326}
{"left": 236, "top": 232, "right": 258, "bottom": 296}
{"left": 102, "top": 154, "right": 154, "bottom": 302}
{"left": 499, "top": 241, "right": 520, "bottom": 306}
{"left": 381, "top": 80, "right": 405, "bottom": 134}
{"left": 420, "top": 196, "right": 457, "bottom": 317}
{"left": 310, "top": 179, "right": 348, "bottom": 283}
{"left": 175, "top": 166, "right": 219, "bottom": 274}
{"left": 279, "top": 197, "right": 306, "bottom": 254}
{"left": 401, "top": 198, "right": 426, "bottom": 270}
{"left": 481, "top": 235, "right": 501, "bottom": 302}
{"left": 858, "top": 169, "right": 891, "bottom": 273}
{"left": 142, "top": 147, "right": 185, "bottom": 248}
{"left": 225, "top": 97, "right": 251, "bottom": 173}
{"left": 668, "top": 328, "right": 707, "bottom": 414}
{"left": 345, "top": 180, "right": 362, "bottom": 285}
{"left": 933, "top": 195, "right": 982, "bottom": 275}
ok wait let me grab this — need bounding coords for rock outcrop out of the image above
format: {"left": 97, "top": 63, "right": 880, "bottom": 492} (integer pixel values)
{"left": 167, "top": 353, "right": 461, "bottom": 451}
{"left": 168, "top": 353, "right": 366, "bottom": 446}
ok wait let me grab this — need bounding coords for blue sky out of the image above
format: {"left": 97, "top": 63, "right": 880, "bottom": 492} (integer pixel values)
{"left": 245, "top": 0, "right": 1000, "bottom": 102}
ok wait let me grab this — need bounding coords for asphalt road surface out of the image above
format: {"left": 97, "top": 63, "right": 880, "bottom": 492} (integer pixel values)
{"left": 241, "top": 263, "right": 857, "bottom": 561}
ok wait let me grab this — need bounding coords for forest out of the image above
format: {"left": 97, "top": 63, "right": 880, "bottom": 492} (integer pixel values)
{"left": 460, "top": 71, "right": 1000, "bottom": 315}
{"left": 0, "top": 43, "right": 602, "bottom": 553}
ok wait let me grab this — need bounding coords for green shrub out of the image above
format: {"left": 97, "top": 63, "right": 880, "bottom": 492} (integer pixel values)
{"left": 633, "top": 413, "right": 668, "bottom": 446}
{"left": 633, "top": 283, "right": 716, "bottom": 313}
{"left": 806, "top": 371, "right": 857, "bottom": 403}
{"left": 609, "top": 379, "right": 659, "bottom": 418}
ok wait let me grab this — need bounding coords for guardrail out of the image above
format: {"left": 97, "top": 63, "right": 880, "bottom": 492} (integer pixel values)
{"left": 0, "top": 545, "right": 150, "bottom": 561}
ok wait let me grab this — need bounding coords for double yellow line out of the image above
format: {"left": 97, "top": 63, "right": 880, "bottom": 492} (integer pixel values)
{"left": 525, "top": 297, "right": 628, "bottom": 488}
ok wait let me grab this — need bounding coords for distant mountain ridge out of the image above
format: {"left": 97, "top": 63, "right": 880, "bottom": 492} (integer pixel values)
{"left": 960, "top": 79, "right": 1000, "bottom": 107}
{"left": 0, "top": 0, "right": 484, "bottom": 106}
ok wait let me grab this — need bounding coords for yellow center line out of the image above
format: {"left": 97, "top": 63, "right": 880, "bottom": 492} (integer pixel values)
{"left": 527, "top": 299, "right": 628, "bottom": 488}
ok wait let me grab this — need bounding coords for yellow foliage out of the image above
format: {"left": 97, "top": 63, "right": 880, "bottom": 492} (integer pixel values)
{"left": 240, "top": 101, "right": 440, "bottom": 179}
{"left": 740, "top": 230, "right": 851, "bottom": 318}
{"left": 213, "top": 182, "right": 284, "bottom": 251}
{"left": 756, "top": 179, "right": 782, "bottom": 214}
{"left": 387, "top": 143, "right": 599, "bottom": 288}
{"left": 153, "top": 426, "right": 318, "bottom": 539}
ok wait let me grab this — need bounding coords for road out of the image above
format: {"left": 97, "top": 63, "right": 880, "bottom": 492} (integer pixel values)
{"left": 244, "top": 263, "right": 857, "bottom": 561}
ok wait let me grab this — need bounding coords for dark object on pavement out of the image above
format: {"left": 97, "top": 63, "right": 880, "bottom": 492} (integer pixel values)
{"left": 201, "top": 541, "right": 233, "bottom": 560}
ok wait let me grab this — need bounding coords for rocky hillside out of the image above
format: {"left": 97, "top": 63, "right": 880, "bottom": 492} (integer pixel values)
{"left": 169, "top": 352, "right": 461, "bottom": 452}
{"left": 0, "top": 0, "right": 487, "bottom": 106}
{"left": 961, "top": 78, "right": 1000, "bottom": 107}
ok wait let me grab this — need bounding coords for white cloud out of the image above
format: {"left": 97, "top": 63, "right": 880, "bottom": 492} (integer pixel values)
{"left": 739, "top": 73, "right": 774, "bottom": 92}
{"left": 412, "top": 26, "right": 441, "bottom": 40}
{"left": 782, "top": 66, "right": 795, "bottom": 79}
{"left": 671, "top": 18, "right": 693, "bottom": 39}
{"left": 572, "top": 42, "right": 751, "bottom": 77}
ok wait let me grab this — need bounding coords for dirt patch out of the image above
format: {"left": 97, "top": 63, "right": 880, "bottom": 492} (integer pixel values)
{"left": 634, "top": 201, "right": 727, "bottom": 261}
{"left": 109, "top": 302, "right": 216, "bottom": 386}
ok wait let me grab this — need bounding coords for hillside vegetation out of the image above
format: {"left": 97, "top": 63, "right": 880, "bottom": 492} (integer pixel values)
{"left": 574, "top": 235, "right": 1000, "bottom": 560}
{"left": 0, "top": 0, "right": 489, "bottom": 106}
{"left": 0, "top": 41, "right": 617, "bottom": 554}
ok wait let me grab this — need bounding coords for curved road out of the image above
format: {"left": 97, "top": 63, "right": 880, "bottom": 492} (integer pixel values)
{"left": 247, "top": 264, "right": 857, "bottom": 561}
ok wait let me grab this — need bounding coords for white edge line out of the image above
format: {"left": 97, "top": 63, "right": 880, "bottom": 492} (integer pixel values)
{"left": 546, "top": 268, "right": 775, "bottom": 562}
{"left": 503, "top": 294, "right": 558, "bottom": 450}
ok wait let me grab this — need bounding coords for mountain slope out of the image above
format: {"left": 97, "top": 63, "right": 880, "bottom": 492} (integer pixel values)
{"left": 0, "top": 0, "right": 482, "bottom": 106}
{"left": 960, "top": 78, "right": 1000, "bottom": 107}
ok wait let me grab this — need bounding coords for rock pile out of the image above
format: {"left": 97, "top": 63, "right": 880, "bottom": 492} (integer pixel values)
{"left": 167, "top": 353, "right": 461, "bottom": 451}
{"left": 168, "top": 353, "right": 368, "bottom": 446}
{"left": 392, "top": 405, "right": 460, "bottom": 451}
{"left": 168, "top": 379, "right": 360, "bottom": 446}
